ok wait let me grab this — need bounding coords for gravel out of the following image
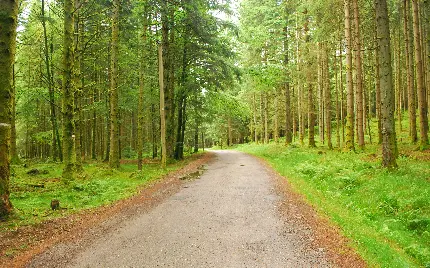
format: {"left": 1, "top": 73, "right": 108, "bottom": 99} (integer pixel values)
{"left": 28, "top": 150, "right": 333, "bottom": 268}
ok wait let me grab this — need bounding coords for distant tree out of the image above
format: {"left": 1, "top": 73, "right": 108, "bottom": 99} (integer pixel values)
{"left": 403, "top": 0, "right": 417, "bottom": 144}
{"left": 353, "top": 0, "right": 364, "bottom": 150}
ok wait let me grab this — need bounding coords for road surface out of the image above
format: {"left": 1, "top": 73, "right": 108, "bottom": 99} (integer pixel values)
{"left": 28, "top": 150, "right": 332, "bottom": 267}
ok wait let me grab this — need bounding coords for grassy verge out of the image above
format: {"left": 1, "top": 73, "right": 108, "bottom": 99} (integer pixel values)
{"left": 2, "top": 153, "right": 204, "bottom": 232}
{"left": 237, "top": 143, "right": 430, "bottom": 267}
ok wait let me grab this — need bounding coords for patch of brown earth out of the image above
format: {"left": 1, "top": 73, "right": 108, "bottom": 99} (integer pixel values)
{"left": 0, "top": 152, "right": 214, "bottom": 268}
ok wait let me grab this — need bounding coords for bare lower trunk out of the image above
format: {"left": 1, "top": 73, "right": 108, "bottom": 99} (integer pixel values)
{"left": 109, "top": 0, "right": 120, "bottom": 168}
{"left": 353, "top": 0, "right": 364, "bottom": 149}
{"left": 324, "top": 45, "right": 332, "bottom": 149}
{"left": 159, "top": 45, "right": 167, "bottom": 168}
{"left": 308, "top": 84, "right": 316, "bottom": 147}
{"left": 375, "top": 0, "right": 397, "bottom": 168}
{"left": 0, "top": 0, "right": 17, "bottom": 217}
{"left": 62, "top": 0, "right": 77, "bottom": 181}
{"left": 344, "top": 0, "right": 355, "bottom": 151}
{"left": 412, "top": 0, "right": 429, "bottom": 147}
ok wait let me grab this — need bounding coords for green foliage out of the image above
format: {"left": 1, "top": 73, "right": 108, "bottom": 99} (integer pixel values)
{"left": 2, "top": 154, "right": 202, "bottom": 230}
{"left": 238, "top": 143, "right": 430, "bottom": 267}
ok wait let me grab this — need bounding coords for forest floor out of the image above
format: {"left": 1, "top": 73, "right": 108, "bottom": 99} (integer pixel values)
{"left": 238, "top": 142, "right": 430, "bottom": 267}
{"left": 0, "top": 152, "right": 212, "bottom": 267}
{"left": 2, "top": 150, "right": 365, "bottom": 267}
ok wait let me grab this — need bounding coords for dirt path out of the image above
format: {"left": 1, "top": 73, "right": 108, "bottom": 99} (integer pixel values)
{"left": 27, "top": 150, "right": 364, "bottom": 267}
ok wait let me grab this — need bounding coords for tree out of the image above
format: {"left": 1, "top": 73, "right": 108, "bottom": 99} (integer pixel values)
{"left": 375, "top": 0, "right": 397, "bottom": 168}
{"left": 41, "top": 0, "right": 62, "bottom": 162}
{"left": 137, "top": 5, "right": 149, "bottom": 171}
{"left": 0, "top": 0, "right": 18, "bottom": 217}
{"left": 159, "top": 44, "right": 167, "bottom": 168}
{"left": 62, "top": 0, "right": 77, "bottom": 180}
{"left": 353, "top": 0, "right": 364, "bottom": 150}
{"left": 109, "top": 0, "right": 120, "bottom": 169}
{"left": 344, "top": 0, "right": 355, "bottom": 151}
{"left": 411, "top": 0, "right": 429, "bottom": 148}
{"left": 404, "top": 0, "right": 417, "bottom": 144}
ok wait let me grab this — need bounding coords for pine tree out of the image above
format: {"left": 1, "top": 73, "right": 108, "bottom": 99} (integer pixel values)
{"left": 0, "top": 0, "right": 18, "bottom": 217}
{"left": 375, "top": 0, "right": 397, "bottom": 168}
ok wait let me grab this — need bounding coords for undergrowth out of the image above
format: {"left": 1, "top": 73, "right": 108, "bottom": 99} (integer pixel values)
{"left": 1, "top": 153, "right": 203, "bottom": 231}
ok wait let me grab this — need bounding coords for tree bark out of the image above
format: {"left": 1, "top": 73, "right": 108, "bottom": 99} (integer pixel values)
{"left": 0, "top": 0, "right": 18, "bottom": 217}
{"left": 353, "top": 0, "right": 365, "bottom": 150}
{"left": 375, "top": 19, "right": 383, "bottom": 144}
{"left": 412, "top": 0, "right": 429, "bottom": 147}
{"left": 62, "top": 0, "right": 77, "bottom": 181}
{"left": 344, "top": 0, "right": 355, "bottom": 151}
{"left": 308, "top": 84, "right": 316, "bottom": 147}
{"left": 264, "top": 93, "right": 269, "bottom": 144}
{"left": 138, "top": 10, "right": 148, "bottom": 170}
{"left": 335, "top": 49, "right": 341, "bottom": 148}
{"left": 109, "top": 0, "right": 120, "bottom": 168}
{"left": 375, "top": 0, "right": 398, "bottom": 168}
{"left": 284, "top": 19, "right": 292, "bottom": 145}
{"left": 10, "top": 64, "right": 19, "bottom": 164}
{"left": 253, "top": 93, "right": 258, "bottom": 143}
{"left": 318, "top": 44, "right": 324, "bottom": 144}
{"left": 324, "top": 44, "right": 333, "bottom": 149}
{"left": 159, "top": 45, "right": 167, "bottom": 168}
{"left": 74, "top": 0, "right": 83, "bottom": 172}
{"left": 274, "top": 93, "right": 279, "bottom": 143}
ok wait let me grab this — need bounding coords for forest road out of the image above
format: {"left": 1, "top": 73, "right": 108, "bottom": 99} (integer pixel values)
{"left": 28, "top": 150, "right": 333, "bottom": 268}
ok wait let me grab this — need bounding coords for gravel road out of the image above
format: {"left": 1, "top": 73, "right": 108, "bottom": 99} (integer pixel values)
{"left": 28, "top": 150, "right": 332, "bottom": 267}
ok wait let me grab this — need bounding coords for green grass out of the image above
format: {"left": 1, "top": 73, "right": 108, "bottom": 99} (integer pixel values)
{"left": 2, "top": 153, "right": 204, "bottom": 232}
{"left": 237, "top": 142, "right": 430, "bottom": 267}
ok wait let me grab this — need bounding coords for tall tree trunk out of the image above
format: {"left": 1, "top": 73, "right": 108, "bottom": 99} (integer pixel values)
{"left": 0, "top": 0, "right": 18, "bottom": 217}
{"left": 159, "top": 45, "right": 167, "bottom": 168}
{"left": 166, "top": 27, "right": 176, "bottom": 159}
{"left": 274, "top": 93, "right": 279, "bottom": 143}
{"left": 109, "top": 0, "right": 120, "bottom": 168}
{"left": 353, "top": 0, "right": 365, "bottom": 149}
{"left": 396, "top": 28, "right": 403, "bottom": 133}
{"left": 324, "top": 45, "right": 333, "bottom": 149}
{"left": 138, "top": 11, "right": 148, "bottom": 170}
{"left": 74, "top": 1, "right": 83, "bottom": 172}
{"left": 10, "top": 64, "right": 19, "bottom": 164}
{"left": 375, "top": 0, "right": 398, "bottom": 168}
{"left": 41, "top": 0, "right": 61, "bottom": 161}
{"left": 194, "top": 125, "right": 199, "bottom": 153}
{"left": 62, "top": 0, "right": 77, "bottom": 181}
{"left": 284, "top": 19, "right": 292, "bottom": 145}
{"left": 92, "top": 85, "right": 97, "bottom": 160}
{"left": 260, "top": 92, "right": 264, "bottom": 143}
{"left": 308, "top": 84, "right": 316, "bottom": 147}
{"left": 175, "top": 28, "right": 188, "bottom": 160}
{"left": 264, "top": 92, "right": 269, "bottom": 144}
{"left": 339, "top": 38, "right": 345, "bottom": 144}
{"left": 253, "top": 93, "right": 258, "bottom": 143}
{"left": 318, "top": 44, "right": 324, "bottom": 144}
{"left": 335, "top": 50, "right": 341, "bottom": 148}
{"left": 375, "top": 20, "right": 383, "bottom": 144}
{"left": 412, "top": 0, "right": 429, "bottom": 147}
{"left": 344, "top": 0, "right": 355, "bottom": 151}
{"left": 228, "top": 117, "right": 233, "bottom": 146}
